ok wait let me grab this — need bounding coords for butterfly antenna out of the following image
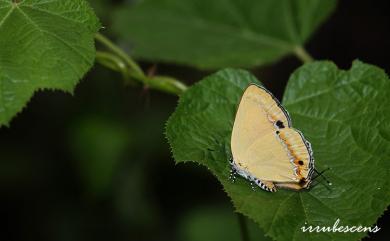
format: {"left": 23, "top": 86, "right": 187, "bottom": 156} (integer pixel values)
{"left": 312, "top": 168, "right": 332, "bottom": 186}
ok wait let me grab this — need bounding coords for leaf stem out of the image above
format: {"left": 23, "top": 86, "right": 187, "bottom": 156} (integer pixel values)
{"left": 95, "top": 33, "right": 144, "bottom": 76}
{"left": 293, "top": 46, "right": 314, "bottom": 63}
{"left": 95, "top": 51, "right": 132, "bottom": 84}
{"left": 94, "top": 33, "right": 188, "bottom": 95}
{"left": 237, "top": 213, "right": 250, "bottom": 241}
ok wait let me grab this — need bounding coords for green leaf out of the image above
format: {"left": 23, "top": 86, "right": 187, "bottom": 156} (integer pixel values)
{"left": 0, "top": 0, "right": 100, "bottom": 126}
{"left": 166, "top": 61, "right": 390, "bottom": 241}
{"left": 113, "top": 0, "right": 336, "bottom": 69}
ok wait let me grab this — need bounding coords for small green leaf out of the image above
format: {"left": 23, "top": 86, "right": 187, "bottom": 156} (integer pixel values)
{"left": 113, "top": 0, "right": 336, "bottom": 69}
{"left": 0, "top": 0, "right": 100, "bottom": 126}
{"left": 166, "top": 61, "right": 390, "bottom": 241}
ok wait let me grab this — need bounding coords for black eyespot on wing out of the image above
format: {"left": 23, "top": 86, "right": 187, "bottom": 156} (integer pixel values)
{"left": 299, "top": 178, "right": 306, "bottom": 186}
{"left": 276, "top": 130, "right": 280, "bottom": 134}
{"left": 298, "top": 160, "right": 304, "bottom": 165}
{"left": 276, "top": 120, "right": 285, "bottom": 129}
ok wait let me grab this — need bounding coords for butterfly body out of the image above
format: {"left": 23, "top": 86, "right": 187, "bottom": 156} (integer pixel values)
{"left": 230, "top": 84, "right": 314, "bottom": 192}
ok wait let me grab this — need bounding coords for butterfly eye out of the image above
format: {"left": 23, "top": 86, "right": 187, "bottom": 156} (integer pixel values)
{"left": 298, "top": 160, "right": 304, "bottom": 165}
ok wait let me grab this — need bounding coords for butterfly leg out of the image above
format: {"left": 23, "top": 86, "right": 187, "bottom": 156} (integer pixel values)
{"left": 244, "top": 175, "right": 257, "bottom": 191}
{"left": 229, "top": 159, "right": 237, "bottom": 183}
{"left": 250, "top": 181, "right": 256, "bottom": 191}
{"left": 229, "top": 170, "right": 237, "bottom": 183}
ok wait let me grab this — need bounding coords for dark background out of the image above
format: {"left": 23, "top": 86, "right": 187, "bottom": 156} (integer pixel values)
{"left": 1, "top": 0, "right": 389, "bottom": 240}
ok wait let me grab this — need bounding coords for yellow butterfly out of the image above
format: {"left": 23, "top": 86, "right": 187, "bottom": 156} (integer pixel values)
{"left": 230, "top": 84, "right": 314, "bottom": 192}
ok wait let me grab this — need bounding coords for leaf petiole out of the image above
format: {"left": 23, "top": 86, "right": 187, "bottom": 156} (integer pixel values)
{"left": 293, "top": 46, "right": 314, "bottom": 63}
{"left": 95, "top": 51, "right": 132, "bottom": 84}
{"left": 95, "top": 33, "right": 144, "bottom": 77}
{"left": 94, "top": 35, "right": 188, "bottom": 95}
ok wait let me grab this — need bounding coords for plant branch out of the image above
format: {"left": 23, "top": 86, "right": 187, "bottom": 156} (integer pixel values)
{"left": 237, "top": 213, "right": 250, "bottom": 241}
{"left": 95, "top": 33, "right": 188, "bottom": 95}
{"left": 293, "top": 46, "right": 314, "bottom": 63}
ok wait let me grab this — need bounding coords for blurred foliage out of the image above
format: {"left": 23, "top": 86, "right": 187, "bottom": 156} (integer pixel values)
{"left": 68, "top": 116, "right": 130, "bottom": 196}
{"left": 89, "top": 0, "right": 115, "bottom": 23}
{"left": 179, "top": 206, "right": 272, "bottom": 241}
{"left": 112, "top": 0, "right": 336, "bottom": 68}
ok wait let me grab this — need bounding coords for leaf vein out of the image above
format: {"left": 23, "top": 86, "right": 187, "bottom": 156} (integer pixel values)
{"left": 15, "top": 6, "right": 91, "bottom": 64}
{"left": 0, "top": 4, "right": 13, "bottom": 28}
{"left": 21, "top": 4, "right": 85, "bottom": 26}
